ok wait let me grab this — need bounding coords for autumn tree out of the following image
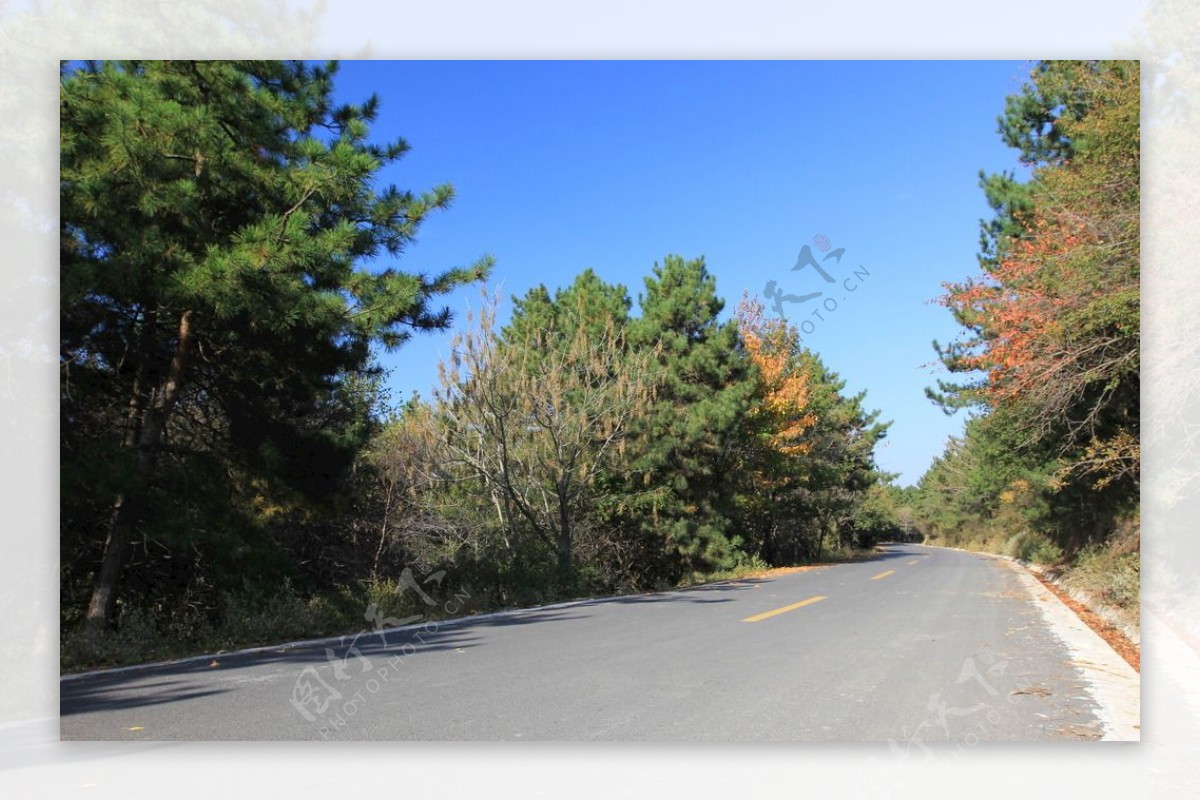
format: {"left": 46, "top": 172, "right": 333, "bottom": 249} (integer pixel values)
{"left": 735, "top": 294, "right": 817, "bottom": 456}
{"left": 731, "top": 294, "right": 816, "bottom": 563}
{"left": 434, "top": 290, "right": 656, "bottom": 589}
{"left": 60, "top": 61, "right": 490, "bottom": 630}
{"left": 357, "top": 396, "right": 448, "bottom": 578}
{"left": 927, "top": 60, "right": 1139, "bottom": 553}
{"left": 931, "top": 60, "right": 1139, "bottom": 491}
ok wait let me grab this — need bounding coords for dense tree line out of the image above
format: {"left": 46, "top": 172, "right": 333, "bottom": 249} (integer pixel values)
{"left": 60, "top": 61, "right": 896, "bottom": 665}
{"left": 917, "top": 60, "right": 1140, "bottom": 577}
{"left": 359, "top": 263, "right": 896, "bottom": 606}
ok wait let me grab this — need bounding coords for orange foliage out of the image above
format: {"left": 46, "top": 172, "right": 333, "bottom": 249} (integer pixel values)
{"left": 940, "top": 62, "right": 1138, "bottom": 423}
{"left": 736, "top": 295, "right": 816, "bottom": 455}
{"left": 942, "top": 208, "right": 1104, "bottom": 407}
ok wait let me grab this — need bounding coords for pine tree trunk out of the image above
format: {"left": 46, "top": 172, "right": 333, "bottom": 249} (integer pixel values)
{"left": 85, "top": 492, "right": 135, "bottom": 632}
{"left": 85, "top": 309, "right": 194, "bottom": 631}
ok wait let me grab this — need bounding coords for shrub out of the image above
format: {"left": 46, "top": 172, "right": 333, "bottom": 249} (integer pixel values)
{"left": 1005, "top": 530, "right": 1063, "bottom": 564}
{"left": 60, "top": 603, "right": 216, "bottom": 672}
{"left": 216, "top": 578, "right": 356, "bottom": 648}
{"left": 1070, "top": 541, "right": 1140, "bottom": 613}
{"left": 1029, "top": 539, "right": 1064, "bottom": 566}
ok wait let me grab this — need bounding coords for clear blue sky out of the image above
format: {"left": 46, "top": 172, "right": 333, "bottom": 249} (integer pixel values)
{"left": 330, "top": 60, "right": 1035, "bottom": 486}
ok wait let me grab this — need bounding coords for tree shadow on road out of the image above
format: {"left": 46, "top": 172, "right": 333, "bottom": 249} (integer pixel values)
{"left": 60, "top": 625, "right": 485, "bottom": 718}
{"left": 61, "top": 678, "right": 229, "bottom": 716}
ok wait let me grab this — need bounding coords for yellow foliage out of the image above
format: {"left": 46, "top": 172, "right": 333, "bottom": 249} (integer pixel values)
{"left": 737, "top": 296, "right": 816, "bottom": 457}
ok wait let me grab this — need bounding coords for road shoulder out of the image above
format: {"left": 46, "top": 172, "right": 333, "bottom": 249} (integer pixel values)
{"left": 926, "top": 544, "right": 1140, "bottom": 741}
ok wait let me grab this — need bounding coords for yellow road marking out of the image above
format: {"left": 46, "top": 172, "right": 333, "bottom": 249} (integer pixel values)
{"left": 870, "top": 570, "right": 895, "bottom": 580}
{"left": 906, "top": 559, "right": 919, "bottom": 565}
{"left": 742, "top": 595, "right": 827, "bottom": 623}
{"left": 127, "top": 726, "right": 144, "bottom": 731}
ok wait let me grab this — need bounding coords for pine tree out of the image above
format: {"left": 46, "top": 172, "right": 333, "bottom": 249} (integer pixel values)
{"left": 60, "top": 61, "right": 491, "bottom": 629}
{"left": 789, "top": 351, "right": 889, "bottom": 558}
{"left": 502, "top": 268, "right": 633, "bottom": 368}
{"left": 625, "top": 255, "right": 755, "bottom": 578}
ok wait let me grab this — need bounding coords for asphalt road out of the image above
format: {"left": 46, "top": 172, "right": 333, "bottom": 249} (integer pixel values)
{"left": 60, "top": 543, "right": 1114, "bottom": 742}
